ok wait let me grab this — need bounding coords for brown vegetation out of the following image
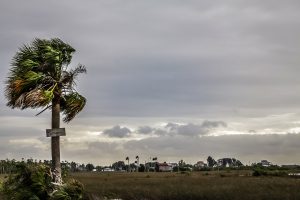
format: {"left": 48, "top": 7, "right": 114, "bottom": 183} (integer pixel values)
{"left": 70, "top": 171, "right": 300, "bottom": 200}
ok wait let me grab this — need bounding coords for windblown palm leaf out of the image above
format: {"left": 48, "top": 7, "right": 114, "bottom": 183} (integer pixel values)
{"left": 5, "top": 38, "right": 86, "bottom": 122}
{"left": 61, "top": 64, "right": 87, "bottom": 90}
{"left": 61, "top": 92, "right": 86, "bottom": 123}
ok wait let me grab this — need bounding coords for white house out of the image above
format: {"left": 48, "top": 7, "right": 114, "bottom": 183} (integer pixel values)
{"left": 103, "top": 167, "right": 115, "bottom": 172}
{"left": 158, "top": 162, "right": 173, "bottom": 172}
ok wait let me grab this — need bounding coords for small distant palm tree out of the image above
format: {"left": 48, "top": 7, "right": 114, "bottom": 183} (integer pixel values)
{"left": 125, "top": 157, "right": 130, "bottom": 172}
{"left": 5, "top": 38, "right": 86, "bottom": 184}
{"left": 136, "top": 156, "right": 139, "bottom": 172}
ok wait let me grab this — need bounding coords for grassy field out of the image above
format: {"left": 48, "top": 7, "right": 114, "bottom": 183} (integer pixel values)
{"left": 70, "top": 171, "right": 300, "bottom": 200}
{"left": 1, "top": 171, "right": 300, "bottom": 199}
{"left": 0, "top": 174, "right": 5, "bottom": 200}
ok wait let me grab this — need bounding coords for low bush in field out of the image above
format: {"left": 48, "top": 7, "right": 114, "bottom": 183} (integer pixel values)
{"left": 252, "top": 168, "right": 288, "bottom": 177}
{"left": 2, "top": 163, "right": 87, "bottom": 200}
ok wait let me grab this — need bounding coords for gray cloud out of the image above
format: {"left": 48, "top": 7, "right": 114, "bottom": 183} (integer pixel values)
{"left": 165, "top": 123, "right": 180, "bottom": 131}
{"left": 2, "top": 132, "right": 300, "bottom": 165}
{"left": 0, "top": 1, "right": 300, "bottom": 165}
{"left": 248, "top": 130, "right": 257, "bottom": 134}
{"left": 201, "top": 120, "right": 227, "bottom": 128}
{"left": 1, "top": 0, "right": 300, "bottom": 119}
{"left": 137, "top": 120, "right": 227, "bottom": 137}
{"left": 0, "top": 1, "right": 300, "bottom": 119}
{"left": 137, "top": 126, "right": 154, "bottom": 134}
{"left": 176, "top": 123, "right": 205, "bottom": 136}
{"left": 153, "top": 129, "right": 168, "bottom": 136}
{"left": 102, "top": 125, "right": 131, "bottom": 138}
{"left": 176, "top": 121, "right": 227, "bottom": 136}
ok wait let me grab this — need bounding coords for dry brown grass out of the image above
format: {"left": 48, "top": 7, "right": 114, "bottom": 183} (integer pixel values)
{"left": 70, "top": 171, "right": 300, "bottom": 200}
{"left": 0, "top": 174, "right": 5, "bottom": 200}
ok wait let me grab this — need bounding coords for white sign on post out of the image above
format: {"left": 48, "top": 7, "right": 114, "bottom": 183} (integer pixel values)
{"left": 46, "top": 128, "right": 66, "bottom": 137}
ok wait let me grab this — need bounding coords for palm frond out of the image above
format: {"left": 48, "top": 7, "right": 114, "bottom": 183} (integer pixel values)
{"left": 5, "top": 38, "right": 77, "bottom": 110}
{"left": 11, "top": 44, "right": 39, "bottom": 73}
{"left": 60, "top": 64, "right": 87, "bottom": 89}
{"left": 13, "top": 88, "right": 53, "bottom": 109}
{"left": 61, "top": 92, "right": 86, "bottom": 123}
{"left": 5, "top": 71, "right": 51, "bottom": 108}
{"left": 25, "top": 89, "right": 50, "bottom": 108}
{"left": 50, "top": 38, "right": 75, "bottom": 66}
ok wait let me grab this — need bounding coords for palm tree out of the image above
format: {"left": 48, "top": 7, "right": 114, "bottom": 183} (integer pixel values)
{"left": 136, "top": 155, "right": 139, "bottom": 172}
{"left": 5, "top": 38, "right": 86, "bottom": 184}
{"left": 125, "top": 156, "right": 130, "bottom": 172}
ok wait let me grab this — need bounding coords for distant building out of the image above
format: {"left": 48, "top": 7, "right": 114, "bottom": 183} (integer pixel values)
{"left": 145, "top": 162, "right": 158, "bottom": 172}
{"left": 194, "top": 161, "right": 207, "bottom": 168}
{"left": 217, "top": 158, "right": 232, "bottom": 167}
{"left": 260, "top": 160, "right": 272, "bottom": 167}
{"left": 217, "top": 158, "right": 243, "bottom": 167}
{"left": 158, "top": 162, "right": 173, "bottom": 172}
{"left": 103, "top": 167, "right": 115, "bottom": 172}
{"left": 168, "top": 163, "right": 178, "bottom": 169}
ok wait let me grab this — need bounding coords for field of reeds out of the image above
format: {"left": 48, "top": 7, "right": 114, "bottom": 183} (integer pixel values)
{"left": 1, "top": 170, "right": 300, "bottom": 199}
{"left": 0, "top": 175, "right": 5, "bottom": 200}
{"left": 70, "top": 170, "right": 300, "bottom": 200}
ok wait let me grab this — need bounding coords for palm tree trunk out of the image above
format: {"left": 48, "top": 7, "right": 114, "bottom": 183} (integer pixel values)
{"left": 51, "top": 95, "right": 62, "bottom": 184}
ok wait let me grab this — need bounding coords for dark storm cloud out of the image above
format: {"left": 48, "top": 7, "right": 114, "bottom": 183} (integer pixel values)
{"left": 1, "top": 0, "right": 300, "bottom": 118}
{"left": 1, "top": 0, "right": 300, "bottom": 164}
{"left": 102, "top": 125, "right": 131, "bottom": 138}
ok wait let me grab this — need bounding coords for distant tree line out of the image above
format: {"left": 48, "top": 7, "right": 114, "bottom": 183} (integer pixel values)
{"left": 0, "top": 158, "right": 102, "bottom": 174}
{"left": 207, "top": 156, "right": 243, "bottom": 168}
{"left": 3, "top": 156, "right": 298, "bottom": 175}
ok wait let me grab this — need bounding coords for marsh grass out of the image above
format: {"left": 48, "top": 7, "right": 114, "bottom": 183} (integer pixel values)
{"left": 0, "top": 175, "right": 5, "bottom": 200}
{"left": 70, "top": 171, "right": 300, "bottom": 200}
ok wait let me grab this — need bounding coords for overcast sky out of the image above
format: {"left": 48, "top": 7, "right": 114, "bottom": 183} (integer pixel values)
{"left": 1, "top": 0, "right": 300, "bottom": 166}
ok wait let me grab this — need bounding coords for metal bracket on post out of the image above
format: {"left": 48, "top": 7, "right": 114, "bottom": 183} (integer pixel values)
{"left": 46, "top": 128, "right": 66, "bottom": 137}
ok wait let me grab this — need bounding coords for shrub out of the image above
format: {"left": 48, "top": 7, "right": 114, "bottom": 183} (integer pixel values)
{"left": 2, "top": 163, "right": 86, "bottom": 200}
{"left": 203, "top": 172, "right": 209, "bottom": 176}
{"left": 50, "top": 179, "right": 85, "bottom": 200}
{"left": 0, "top": 179, "right": 3, "bottom": 195}
{"left": 3, "top": 163, "right": 52, "bottom": 199}
{"left": 180, "top": 171, "right": 191, "bottom": 176}
{"left": 252, "top": 168, "right": 288, "bottom": 177}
